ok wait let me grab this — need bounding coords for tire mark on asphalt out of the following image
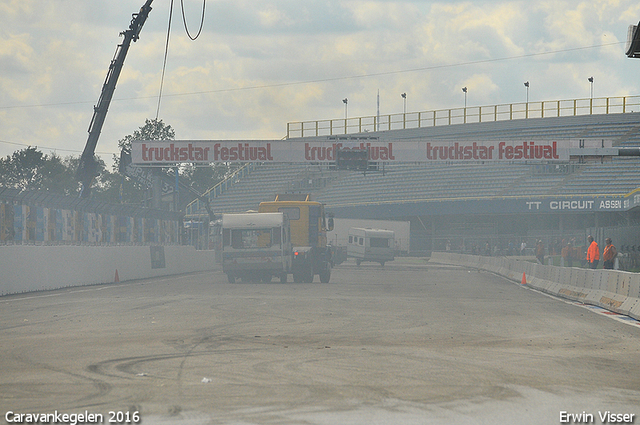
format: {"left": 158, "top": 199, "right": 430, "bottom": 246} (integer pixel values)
{"left": 10, "top": 352, "right": 113, "bottom": 408}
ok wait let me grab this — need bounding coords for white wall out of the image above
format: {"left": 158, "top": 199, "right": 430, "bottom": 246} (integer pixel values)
{"left": 0, "top": 245, "right": 218, "bottom": 296}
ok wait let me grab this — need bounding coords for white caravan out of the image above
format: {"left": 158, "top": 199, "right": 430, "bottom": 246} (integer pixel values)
{"left": 347, "top": 227, "right": 395, "bottom": 266}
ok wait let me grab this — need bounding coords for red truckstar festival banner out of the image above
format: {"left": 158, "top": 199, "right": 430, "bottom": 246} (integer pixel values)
{"left": 131, "top": 138, "right": 607, "bottom": 165}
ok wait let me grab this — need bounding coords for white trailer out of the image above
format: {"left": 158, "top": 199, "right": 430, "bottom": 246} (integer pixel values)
{"left": 327, "top": 218, "right": 409, "bottom": 254}
{"left": 347, "top": 227, "right": 395, "bottom": 266}
{"left": 221, "top": 212, "right": 292, "bottom": 283}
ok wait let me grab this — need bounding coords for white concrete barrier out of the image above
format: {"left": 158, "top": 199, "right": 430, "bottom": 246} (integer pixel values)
{"left": 431, "top": 252, "right": 640, "bottom": 321}
{"left": 0, "top": 245, "right": 218, "bottom": 296}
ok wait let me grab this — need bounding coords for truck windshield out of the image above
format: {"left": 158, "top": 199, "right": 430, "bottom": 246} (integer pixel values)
{"left": 225, "top": 228, "right": 280, "bottom": 249}
{"left": 278, "top": 207, "right": 300, "bottom": 221}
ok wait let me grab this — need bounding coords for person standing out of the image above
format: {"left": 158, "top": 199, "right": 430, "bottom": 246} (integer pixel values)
{"left": 586, "top": 235, "right": 600, "bottom": 269}
{"left": 536, "top": 240, "right": 545, "bottom": 264}
{"left": 562, "top": 242, "right": 574, "bottom": 267}
{"left": 602, "top": 237, "right": 617, "bottom": 270}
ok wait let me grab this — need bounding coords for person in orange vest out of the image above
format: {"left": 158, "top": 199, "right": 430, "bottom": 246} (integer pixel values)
{"left": 586, "top": 235, "right": 599, "bottom": 269}
{"left": 602, "top": 237, "right": 617, "bottom": 269}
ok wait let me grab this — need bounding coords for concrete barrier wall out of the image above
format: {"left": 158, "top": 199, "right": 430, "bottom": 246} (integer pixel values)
{"left": 0, "top": 245, "right": 218, "bottom": 296}
{"left": 430, "top": 252, "right": 640, "bottom": 321}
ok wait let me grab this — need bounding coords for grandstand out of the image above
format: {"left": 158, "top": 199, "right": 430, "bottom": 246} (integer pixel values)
{"left": 188, "top": 109, "right": 640, "bottom": 253}
{"left": 187, "top": 163, "right": 317, "bottom": 215}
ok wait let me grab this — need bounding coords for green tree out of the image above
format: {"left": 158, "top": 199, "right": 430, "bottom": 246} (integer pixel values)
{"left": 40, "top": 154, "right": 79, "bottom": 194}
{"left": 114, "top": 118, "right": 175, "bottom": 170}
{"left": 93, "top": 169, "right": 140, "bottom": 204}
{"left": 0, "top": 147, "right": 45, "bottom": 191}
{"left": 109, "top": 118, "right": 176, "bottom": 204}
{"left": 181, "top": 163, "right": 238, "bottom": 195}
{"left": 0, "top": 147, "right": 80, "bottom": 194}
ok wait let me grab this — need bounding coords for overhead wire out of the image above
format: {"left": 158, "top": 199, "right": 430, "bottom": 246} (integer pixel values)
{"left": 0, "top": 138, "right": 115, "bottom": 155}
{"left": 149, "top": 41, "right": 629, "bottom": 100}
{"left": 0, "top": 40, "right": 626, "bottom": 111}
{"left": 155, "top": 0, "right": 174, "bottom": 120}
{"left": 181, "top": 0, "right": 206, "bottom": 41}
{"left": 155, "top": 0, "right": 206, "bottom": 119}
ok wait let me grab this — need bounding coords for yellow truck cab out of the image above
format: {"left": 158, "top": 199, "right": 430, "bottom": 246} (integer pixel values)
{"left": 259, "top": 194, "right": 333, "bottom": 283}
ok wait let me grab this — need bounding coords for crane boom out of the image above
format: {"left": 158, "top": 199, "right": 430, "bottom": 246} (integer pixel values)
{"left": 77, "top": 0, "right": 154, "bottom": 197}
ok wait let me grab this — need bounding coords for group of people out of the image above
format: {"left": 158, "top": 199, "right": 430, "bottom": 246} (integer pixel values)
{"left": 585, "top": 235, "right": 618, "bottom": 269}
{"left": 461, "top": 237, "right": 619, "bottom": 269}
{"left": 535, "top": 236, "right": 618, "bottom": 269}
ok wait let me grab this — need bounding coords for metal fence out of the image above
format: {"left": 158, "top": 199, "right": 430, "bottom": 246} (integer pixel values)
{"left": 0, "top": 187, "right": 183, "bottom": 246}
{"left": 286, "top": 95, "right": 640, "bottom": 138}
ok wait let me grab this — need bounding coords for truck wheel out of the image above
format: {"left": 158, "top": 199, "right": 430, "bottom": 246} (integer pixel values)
{"left": 227, "top": 274, "right": 235, "bottom": 283}
{"left": 293, "top": 270, "right": 302, "bottom": 283}
{"left": 280, "top": 273, "right": 288, "bottom": 283}
{"left": 356, "top": 259, "right": 362, "bottom": 266}
{"left": 261, "top": 273, "right": 272, "bottom": 283}
{"left": 380, "top": 261, "right": 385, "bottom": 267}
{"left": 319, "top": 263, "right": 331, "bottom": 283}
{"left": 303, "top": 267, "right": 314, "bottom": 283}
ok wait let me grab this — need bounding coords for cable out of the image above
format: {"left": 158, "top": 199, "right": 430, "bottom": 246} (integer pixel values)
{"left": 156, "top": 0, "right": 174, "bottom": 120}
{"left": 146, "top": 41, "right": 629, "bottom": 98}
{"left": 181, "top": 0, "right": 206, "bottom": 41}
{"left": 0, "top": 41, "right": 626, "bottom": 110}
{"left": 155, "top": 0, "right": 205, "bottom": 118}
{"left": 0, "top": 139, "right": 115, "bottom": 155}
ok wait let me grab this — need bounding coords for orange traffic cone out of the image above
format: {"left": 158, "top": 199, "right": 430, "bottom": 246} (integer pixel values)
{"left": 521, "top": 272, "right": 527, "bottom": 285}
{"left": 114, "top": 269, "right": 120, "bottom": 283}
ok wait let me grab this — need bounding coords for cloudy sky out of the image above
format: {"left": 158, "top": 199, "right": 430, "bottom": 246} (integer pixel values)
{"left": 1, "top": 0, "right": 639, "bottom": 167}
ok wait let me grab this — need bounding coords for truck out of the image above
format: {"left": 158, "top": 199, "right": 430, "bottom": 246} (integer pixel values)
{"left": 347, "top": 227, "right": 395, "bottom": 266}
{"left": 221, "top": 212, "right": 292, "bottom": 283}
{"left": 258, "top": 194, "right": 334, "bottom": 283}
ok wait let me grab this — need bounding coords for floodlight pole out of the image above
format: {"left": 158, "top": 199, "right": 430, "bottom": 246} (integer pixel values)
{"left": 588, "top": 77, "right": 594, "bottom": 114}
{"left": 343, "top": 98, "right": 348, "bottom": 133}
{"left": 401, "top": 93, "right": 407, "bottom": 128}
{"left": 462, "top": 87, "right": 467, "bottom": 123}
{"left": 524, "top": 81, "right": 529, "bottom": 118}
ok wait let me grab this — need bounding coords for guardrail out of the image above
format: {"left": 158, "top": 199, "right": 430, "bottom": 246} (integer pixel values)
{"left": 286, "top": 95, "right": 640, "bottom": 138}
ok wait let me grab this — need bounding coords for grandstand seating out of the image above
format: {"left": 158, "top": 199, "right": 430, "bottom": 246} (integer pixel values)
{"left": 189, "top": 112, "right": 640, "bottom": 216}
{"left": 204, "top": 163, "right": 327, "bottom": 215}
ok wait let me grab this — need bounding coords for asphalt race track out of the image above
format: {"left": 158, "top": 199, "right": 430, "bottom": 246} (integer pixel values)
{"left": 1, "top": 260, "right": 639, "bottom": 425}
